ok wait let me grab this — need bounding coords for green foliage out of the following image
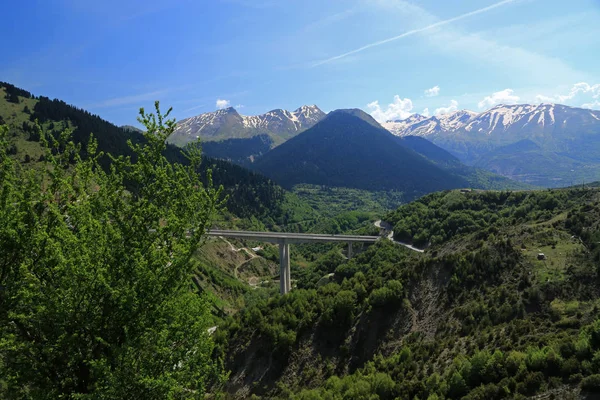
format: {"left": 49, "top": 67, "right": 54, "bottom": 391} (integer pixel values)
{"left": 292, "top": 184, "right": 405, "bottom": 219}
{"left": 322, "top": 290, "right": 357, "bottom": 327}
{"left": 199, "top": 134, "right": 273, "bottom": 165}
{"left": 220, "top": 183, "right": 600, "bottom": 399}
{"left": 0, "top": 104, "right": 225, "bottom": 398}
{"left": 368, "top": 280, "right": 404, "bottom": 308}
{"left": 386, "top": 189, "right": 595, "bottom": 248}
{"left": 290, "top": 372, "right": 396, "bottom": 400}
{"left": 581, "top": 374, "right": 600, "bottom": 392}
{"left": 0, "top": 81, "right": 296, "bottom": 227}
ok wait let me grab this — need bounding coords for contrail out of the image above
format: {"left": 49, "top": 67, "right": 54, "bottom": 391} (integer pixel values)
{"left": 311, "top": 0, "right": 520, "bottom": 67}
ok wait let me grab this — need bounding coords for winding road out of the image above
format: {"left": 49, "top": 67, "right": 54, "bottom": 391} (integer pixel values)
{"left": 374, "top": 220, "right": 425, "bottom": 253}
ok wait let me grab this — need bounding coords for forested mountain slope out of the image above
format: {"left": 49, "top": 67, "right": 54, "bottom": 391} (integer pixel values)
{"left": 0, "top": 81, "right": 313, "bottom": 225}
{"left": 252, "top": 110, "right": 471, "bottom": 195}
{"left": 397, "top": 136, "right": 533, "bottom": 191}
{"left": 216, "top": 187, "right": 600, "bottom": 399}
{"left": 252, "top": 110, "right": 527, "bottom": 197}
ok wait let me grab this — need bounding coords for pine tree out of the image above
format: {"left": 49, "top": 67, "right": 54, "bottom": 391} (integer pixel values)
{"left": 4, "top": 91, "right": 19, "bottom": 103}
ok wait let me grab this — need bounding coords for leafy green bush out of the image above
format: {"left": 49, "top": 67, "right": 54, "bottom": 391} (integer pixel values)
{"left": 0, "top": 105, "right": 225, "bottom": 398}
{"left": 581, "top": 374, "right": 600, "bottom": 392}
{"left": 368, "top": 280, "right": 404, "bottom": 308}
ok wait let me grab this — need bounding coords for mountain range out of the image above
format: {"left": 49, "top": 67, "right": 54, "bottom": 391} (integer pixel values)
{"left": 175, "top": 102, "right": 600, "bottom": 188}
{"left": 169, "top": 105, "right": 326, "bottom": 147}
{"left": 251, "top": 109, "right": 526, "bottom": 196}
{"left": 383, "top": 103, "right": 600, "bottom": 187}
{"left": 0, "top": 81, "right": 295, "bottom": 223}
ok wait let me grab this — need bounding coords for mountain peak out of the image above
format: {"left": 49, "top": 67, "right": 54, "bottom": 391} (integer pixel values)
{"left": 171, "top": 104, "right": 326, "bottom": 146}
{"left": 381, "top": 103, "right": 594, "bottom": 138}
{"left": 216, "top": 106, "right": 238, "bottom": 114}
{"left": 391, "top": 113, "right": 428, "bottom": 123}
{"left": 252, "top": 107, "right": 469, "bottom": 193}
{"left": 294, "top": 104, "right": 320, "bottom": 113}
{"left": 329, "top": 108, "right": 382, "bottom": 128}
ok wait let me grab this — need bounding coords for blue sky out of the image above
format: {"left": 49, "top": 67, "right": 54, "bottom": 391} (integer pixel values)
{"left": 1, "top": 0, "right": 599, "bottom": 125}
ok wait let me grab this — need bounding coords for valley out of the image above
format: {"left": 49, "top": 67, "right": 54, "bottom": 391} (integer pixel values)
{"left": 2, "top": 81, "right": 600, "bottom": 399}
{"left": 3, "top": 1, "right": 600, "bottom": 398}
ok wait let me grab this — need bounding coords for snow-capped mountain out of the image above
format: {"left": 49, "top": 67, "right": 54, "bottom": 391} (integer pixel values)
{"left": 383, "top": 110, "right": 479, "bottom": 137}
{"left": 169, "top": 105, "right": 326, "bottom": 146}
{"left": 384, "top": 104, "right": 600, "bottom": 141}
{"left": 383, "top": 103, "right": 600, "bottom": 187}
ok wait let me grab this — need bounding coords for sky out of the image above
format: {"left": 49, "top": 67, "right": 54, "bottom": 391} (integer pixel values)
{"left": 1, "top": 0, "right": 599, "bottom": 126}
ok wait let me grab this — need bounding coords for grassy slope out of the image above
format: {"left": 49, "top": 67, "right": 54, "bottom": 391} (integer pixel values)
{"left": 0, "top": 88, "right": 44, "bottom": 162}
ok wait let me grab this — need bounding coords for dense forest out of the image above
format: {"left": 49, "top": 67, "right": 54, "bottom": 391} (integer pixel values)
{"left": 200, "top": 134, "right": 273, "bottom": 166}
{"left": 216, "top": 188, "right": 600, "bottom": 399}
{"left": 385, "top": 189, "right": 594, "bottom": 248}
{"left": 0, "top": 105, "right": 227, "bottom": 397}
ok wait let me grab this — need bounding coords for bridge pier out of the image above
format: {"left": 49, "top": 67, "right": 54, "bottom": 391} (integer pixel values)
{"left": 279, "top": 240, "right": 291, "bottom": 295}
{"left": 206, "top": 229, "right": 380, "bottom": 295}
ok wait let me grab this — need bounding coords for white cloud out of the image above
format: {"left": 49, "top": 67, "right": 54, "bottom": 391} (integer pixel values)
{"left": 435, "top": 100, "right": 459, "bottom": 115}
{"left": 424, "top": 86, "right": 440, "bottom": 97}
{"left": 535, "top": 82, "right": 600, "bottom": 104}
{"left": 422, "top": 107, "right": 430, "bottom": 117}
{"left": 235, "top": 104, "right": 245, "bottom": 109}
{"left": 478, "top": 89, "right": 520, "bottom": 109}
{"left": 367, "top": 95, "right": 414, "bottom": 122}
{"left": 216, "top": 99, "right": 231, "bottom": 109}
{"left": 582, "top": 100, "right": 600, "bottom": 110}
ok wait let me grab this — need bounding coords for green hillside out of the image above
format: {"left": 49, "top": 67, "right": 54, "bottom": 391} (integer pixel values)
{"left": 200, "top": 134, "right": 273, "bottom": 165}
{"left": 0, "top": 81, "right": 315, "bottom": 227}
{"left": 5, "top": 80, "right": 600, "bottom": 399}
{"left": 216, "top": 187, "right": 600, "bottom": 399}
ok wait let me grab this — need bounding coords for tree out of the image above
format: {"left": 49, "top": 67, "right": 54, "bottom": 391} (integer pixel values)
{"left": 0, "top": 103, "right": 225, "bottom": 398}
{"left": 447, "top": 372, "right": 468, "bottom": 398}
{"left": 5, "top": 91, "right": 19, "bottom": 103}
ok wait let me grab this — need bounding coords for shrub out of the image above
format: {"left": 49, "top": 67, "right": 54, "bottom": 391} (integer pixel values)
{"left": 368, "top": 280, "right": 404, "bottom": 308}
{"left": 581, "top": 374, "right": 600, "bottom": 392}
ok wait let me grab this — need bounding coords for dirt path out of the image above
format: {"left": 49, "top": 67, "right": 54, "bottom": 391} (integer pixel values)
{"left": 219, "top": 237, "right": 258, "bottom": 279}
{"left": 374, "top": 220, "right": 425, "bottom": 253}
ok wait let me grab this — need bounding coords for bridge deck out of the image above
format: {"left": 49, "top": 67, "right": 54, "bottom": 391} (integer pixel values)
{"left": 206, "top": 229, "right": 381, "bottom": 244}
{"left": 206, "top": 229, "right": 382, "bottom": 294}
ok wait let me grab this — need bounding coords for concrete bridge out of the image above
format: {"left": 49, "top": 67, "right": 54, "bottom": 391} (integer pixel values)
{"left": 206, "top": 229, "right": 380, "bottom": 294}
